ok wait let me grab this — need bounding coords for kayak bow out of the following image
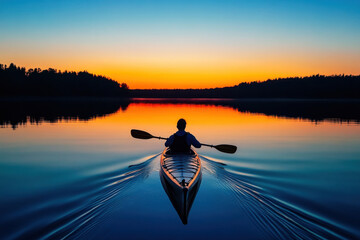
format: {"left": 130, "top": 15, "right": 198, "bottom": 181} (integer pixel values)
{"left": 160, "top": 147, "right": 202, "bottom": 224}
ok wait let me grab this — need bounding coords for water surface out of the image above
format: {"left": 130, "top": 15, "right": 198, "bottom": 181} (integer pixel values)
{"left": 0, "top": 99, "right": 359, "bottom": 239}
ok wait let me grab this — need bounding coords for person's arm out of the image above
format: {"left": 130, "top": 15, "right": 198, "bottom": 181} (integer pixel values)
{"left": 188, "top": 134, "right": 201, "bottom": 148}
{"left": 165, "top": 135, "right": 174, "bottom": 147}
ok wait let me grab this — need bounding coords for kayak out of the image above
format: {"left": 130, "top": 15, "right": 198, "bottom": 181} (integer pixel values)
{"left": 160, "top": 147, "right": 202, "bottom": 224}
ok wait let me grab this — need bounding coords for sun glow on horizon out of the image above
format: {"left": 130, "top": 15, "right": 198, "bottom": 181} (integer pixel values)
{"left": 3, "top": 50, "right": 359, "bottom": 89}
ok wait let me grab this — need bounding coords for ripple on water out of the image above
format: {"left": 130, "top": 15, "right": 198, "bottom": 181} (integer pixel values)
{"left": 2, "top": 153, "right": 358, "bottom": 239}
{"left": 1, "top": 154, "right": 159, "bottom": 240}
{"left": 200, "top": 155, "right": 357, "bottom": 240}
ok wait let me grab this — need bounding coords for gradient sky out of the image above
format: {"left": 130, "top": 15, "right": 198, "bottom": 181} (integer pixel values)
{"left": 1, "top": 0, "right": 360, "bottom": 89}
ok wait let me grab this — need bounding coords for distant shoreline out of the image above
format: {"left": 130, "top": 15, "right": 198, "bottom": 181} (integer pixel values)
{"left": 129, "top": 97, "right": 360, "bottom": 103}
{"left": 2, "top": 63, "right": 360, "bottom": 99}
{"left": 130, "top": 75, "right": 360, "bottom": 99}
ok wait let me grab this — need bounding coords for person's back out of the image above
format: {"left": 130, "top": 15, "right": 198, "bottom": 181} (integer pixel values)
{"left": 165, "top": 118, "right": 201, "bottom": 154}
{"left": 170, "top": 132, "right": 190, "bottom": 153}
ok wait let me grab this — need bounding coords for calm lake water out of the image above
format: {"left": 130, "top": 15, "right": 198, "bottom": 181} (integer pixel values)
{"left": 0, "top": 99, "right": 360, "bottom": 239}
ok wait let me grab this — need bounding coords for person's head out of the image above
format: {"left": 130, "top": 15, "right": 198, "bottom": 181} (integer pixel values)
{"left": 177, "top": 118, "right": 186, "bottom": 131}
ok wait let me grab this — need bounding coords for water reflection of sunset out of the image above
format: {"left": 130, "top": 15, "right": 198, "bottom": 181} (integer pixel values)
{"left": 2, "top": 103, "right": 359, "bottom": 156}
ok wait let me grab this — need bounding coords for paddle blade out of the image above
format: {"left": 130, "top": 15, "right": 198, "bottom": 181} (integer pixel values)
{"left": 131, "top": 129, "right": 154, "bottom": 139}
{"left": 214, "top": 144, "right": 237, "bottom": 154}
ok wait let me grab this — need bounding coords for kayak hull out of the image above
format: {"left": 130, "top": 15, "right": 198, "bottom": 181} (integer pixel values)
{"left": 160, "top": 148, "right": 202, "bottom": 224}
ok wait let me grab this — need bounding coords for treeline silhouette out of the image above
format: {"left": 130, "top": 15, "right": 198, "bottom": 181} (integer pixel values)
{"left": 0, "top": 63, "right": 129, "bottom": 97}
{"left": 131, "top": 75, "right": 360, "bottom": 98}
{"left": 2, "top": 63, "right": 359, "bottom": 99}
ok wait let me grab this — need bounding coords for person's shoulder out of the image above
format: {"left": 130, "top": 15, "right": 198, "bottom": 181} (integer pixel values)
{"left": 186, "top": 132, "right": 195, "bottom": 138}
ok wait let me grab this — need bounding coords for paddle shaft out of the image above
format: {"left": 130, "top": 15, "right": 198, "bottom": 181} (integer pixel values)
{"left": 200, "top": 143, "right": 214, "bottom": 148}
{"left": 153, "top": 135, "right": 212, "bottom": 147}
{"left": 131, "top": 129, "right": 237, "bottom": 153}
{"left": 154, "top": 136, "right": 168, "bottom": 140}
{"left": 153, "top": 136, "right": 212, "bottom": 147}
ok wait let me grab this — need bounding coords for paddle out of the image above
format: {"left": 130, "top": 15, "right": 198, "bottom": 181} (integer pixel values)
{"left": 131, "top": 129, "right": 237, "bottom": 154}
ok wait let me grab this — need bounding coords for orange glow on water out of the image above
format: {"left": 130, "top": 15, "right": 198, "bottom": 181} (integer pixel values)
{"left": 1, "top": 102, "right": 359, "bottom": 155}
{"left": 3, "top": 102, "right": 359, "bottom": 153}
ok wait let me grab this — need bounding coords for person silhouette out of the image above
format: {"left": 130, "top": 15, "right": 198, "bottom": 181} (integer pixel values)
{"left": 165, "top": 118, "right": 201, "bottom": 153}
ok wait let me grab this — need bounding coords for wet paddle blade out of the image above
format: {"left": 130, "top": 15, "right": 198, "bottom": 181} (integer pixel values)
{"left": 214, "top": 144, "right": 237, "bottom": 154}
{"left": 131, "top": 129, "right": 154, "bottom": 139}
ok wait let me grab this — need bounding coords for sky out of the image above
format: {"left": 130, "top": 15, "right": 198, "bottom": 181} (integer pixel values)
{"left": 1, "top": 0, "right": 360, "bottom": 89}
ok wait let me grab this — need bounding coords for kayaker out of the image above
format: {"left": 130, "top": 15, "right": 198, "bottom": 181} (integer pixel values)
{"left": 165, "top": 118, "right": 201, "bottom": 153}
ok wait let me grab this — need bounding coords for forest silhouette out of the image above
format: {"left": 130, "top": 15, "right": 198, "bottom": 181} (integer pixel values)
{"left": 0, "top": 63, "right": 129, "bottom": 97}
{"left": 132, "top": 75, "right": 360, "bottom": 99}
{"left": 1, "top": 63, "right": 360, "bottom": 99}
